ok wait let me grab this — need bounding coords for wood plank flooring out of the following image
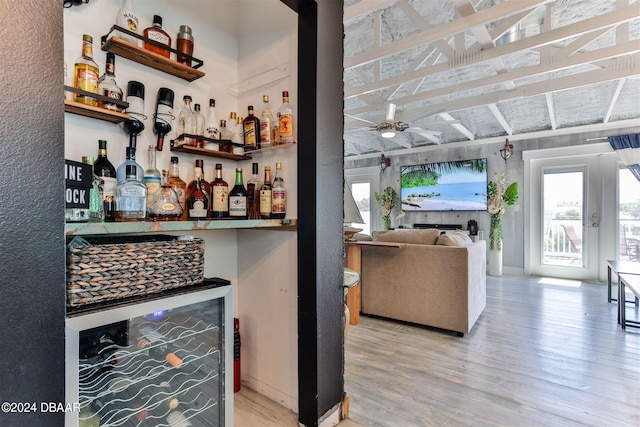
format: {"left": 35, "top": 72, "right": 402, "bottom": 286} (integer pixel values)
{"left": 344, "top": 275, "right": 640, "bottom": 427}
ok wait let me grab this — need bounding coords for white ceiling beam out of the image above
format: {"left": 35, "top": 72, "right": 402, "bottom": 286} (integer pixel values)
{"left": 344, "top": 0, "right": 549, "bottom": 70}
{"left": 345, "top": 5, "right": 638, "bottom": 98}
{"left": 396, "top": 0, "right": 429, "bottom": 31}
{"left": 345, "top": 40, "right": 640, "bottom": 116}
{"left": 374, "top": 10, "right": 382, "bottom": 81}
{"left": 488, "top": 9, "right": 537, "bottom": 42}
{"left": 401, "top": 53, "right": 640, "bottom": 122}
{"left": 441, "top": 112, "right": 475, "bottom": 140}
{"left": 545, "top": 93, "right": 557, "bottom": 130}
{"left": 487, "top": 104, "right": 513, "bottom": 135}
{"left": 343, "top": 0, "right": 397, "bottom": 25}
{"left": 344, "top": 134, "right": 384, "bottom": 152}
{"left": 604, "top": 78, "right": 626, "bottom": 123}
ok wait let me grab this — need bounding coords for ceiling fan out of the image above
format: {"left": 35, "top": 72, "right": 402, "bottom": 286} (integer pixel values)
{"left": 345, "top": 103, "right": 446, "bottom": 143}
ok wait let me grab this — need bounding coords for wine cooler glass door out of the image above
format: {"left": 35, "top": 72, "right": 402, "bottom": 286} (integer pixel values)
{"left": 65, "top": 285, "right": 234, "bottom": 427}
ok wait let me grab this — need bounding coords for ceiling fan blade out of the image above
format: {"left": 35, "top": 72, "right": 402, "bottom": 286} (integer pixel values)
{"left": 344, "top": 113, "right": 377, "bottom": 125}
{"left": 385, "top": 103, "right": 397, "bottom": 123}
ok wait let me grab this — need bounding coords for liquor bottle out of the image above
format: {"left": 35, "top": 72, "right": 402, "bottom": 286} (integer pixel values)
{"left": 233, "top": 116, "right": 244, "bottom": 145}
{"left": 176, "top": 25, "right": 194, "bottom": 65}
{"left": 94, "top": 140, "right": 117, "bottom": 222}
{"left": 116, "top": 0, "right": 140, "bottom": 45}
{"left": 143, "top": 15, "right": 171, "bottom": 58}
{"left": 228, "top": 111, "right": 237, "bottom": 138}
{"left": 177, "top": 95, "right": 196, "bottom": 146}
{"left": 116, "top": 146, "right": 144, "bottom": 183}
{"left": 218, "top": 120, "right": 231, "bottom": 153}
{"left": 246, "top": 162, "right": 261, "bottom": 220}
{"left": 243, "top": 106, "right": 261, "bottom": 151}
{"left": 154, "top": 87, "right": 174, "bottom": 151}
{"left": 278, "top": 91, "right": 294, "bottom": 144}
{"left": 210, "top": 163, "right": 229, "bottom": 218}
{"left": 271, "top": 162, "right": 286, "bottom": 219}
{"left": 229, "top": 168, "right": 248, "bottom": 219}
{"left": 259, "top": 166, "right": 272, "bottom": 219}
{"left": 144, "top": 146, "right": 162, "bottom": 219}
{"left": 259, "top": 95, "right": 275, "bottom": 148}
{"left": 147, "top": 170, "right": 182, "bottom": 220}
{"left": 74, "top": 34, "right": 99, "bottom": 106}
{"left": 186, "top": 166, "right": 210, "bottom": 220}
{"left": 98, "top": 52, "right": 123, "bottom": 111}
{"left": 219, "top": 119, "right": 233, "bottom": 140}
{"left": 205, "top": 99, "right": 220, "bottom": 140}
{"left": 194, "top": 103, "right": 205, "bottom": 137}
{"left": 137, "top": 326, "right": 183, "bottom": 367}
{"left": 115, "top": 165, "right": 147, "bottom": 221}
{"left": 83, "top": 156, "right": 104, "bottom": 222}
{"left": 168, "top": 156, "right": 187, "bottom": 221}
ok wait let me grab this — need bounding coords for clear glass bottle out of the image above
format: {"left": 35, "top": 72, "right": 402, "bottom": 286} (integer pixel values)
{"left": 243, "top": 106, "right": 260, "bottom": 151}
{"left": 210, "top": 163, "right": 229, "bottom": 218}
{"left": 218, "top": 120, "right": 231, "bottom": 153}
{"left": 186, "top": 166, "right": 210, "bottom": 220}
{"left": 94, "top": 139, "right": 117, "bottom": 222}
{"left": 246, "top": 162, "right": 261, "bottom": 220}
{"left": 84, "top": 156, "right": 104, "bottom": 222}
{"left": 116, "top": 146, "right": 144, "bottom": 183}
{"left": 220, "top": 119, "right": 233, "bottom": 140}
{"left": 205, "top": 99, "right": 220, "bottom": 140}
{"left": 278, "top": 90, "right": 294, "bottom": 144}
{"left": 229, "top": 167, "right": 248, "bottom": 219}
{"left": 74, "top": 34, "right": 99, "bottom": 106}
{"left": 194, "top": 103, "right": 205, "bottom": 137}
{"left": 115, "top": 164, "right": 146, "bottom": 221}
{"left": 233, "top": 116, "right": 244, "bottom": 145}
{"left": 259, "top": 95, "right": 275, "bottom": 148}
{"left": 143, "top": 15, "right": 171, "bottom": 58}
{"left": 168, "top": 156, "right": 187, "bottom": 221}
{"left": 98, "top": 52, "right": 123, "bottom": 111}
{"left": 177, "top": 95, "right": 196, "bottom": 146}
{"left": 116, "top": 0, "right": 140, "bottom": 45}
{"left": 259, "top": 166, "right": 272, "bottom": 219}
{"left": 271, "top": 162, "right": 286, "bottom": 219}
{"left": 144, "top": 146, "right": 162, "bottom": 219}
{"left": 147, "top": 170, "right": 182, "bottom": 221}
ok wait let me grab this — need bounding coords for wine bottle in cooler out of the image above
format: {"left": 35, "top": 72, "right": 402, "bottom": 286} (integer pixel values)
{"left": 94, "top": 139, "right": 117, "bottom": 222}
{"left": 137, "top": 326, "right": 183, "bottom": 368}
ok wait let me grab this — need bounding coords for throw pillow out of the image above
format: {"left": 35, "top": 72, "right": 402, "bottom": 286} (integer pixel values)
{"left": 436, "top": 231, "right": 473, "bottom": 246}
{"left": 372, "top": 229, "right": 440, "bottom": 245}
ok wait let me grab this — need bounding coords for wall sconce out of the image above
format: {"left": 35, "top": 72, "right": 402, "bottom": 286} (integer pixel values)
{"left": 500, "top": 138, "right": 514, "bottom": 163}
{"left": 379, "top": 154, "right": 391, "bottom": 173}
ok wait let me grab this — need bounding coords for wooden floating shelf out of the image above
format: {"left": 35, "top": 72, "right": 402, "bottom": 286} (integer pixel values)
{"left": 65, "top": 218, "right": 297, "bottom": 236}
{"left": 101, "top": 36, "right": 205, "bottom": 82}
{"left": 64, "top": 99, "right": 130, "bottom": 123}
{"left": 170, "top": 142, "right": 252, "bottom": 161}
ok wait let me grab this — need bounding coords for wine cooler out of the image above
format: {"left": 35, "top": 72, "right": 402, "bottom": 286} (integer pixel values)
{"left": 65, "top": 284, "right": 234, "bottom": 427}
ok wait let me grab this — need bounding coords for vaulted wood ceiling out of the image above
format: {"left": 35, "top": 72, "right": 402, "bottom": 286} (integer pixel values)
{"left": 343, "top": 0, "right": 640, "bottom": 159}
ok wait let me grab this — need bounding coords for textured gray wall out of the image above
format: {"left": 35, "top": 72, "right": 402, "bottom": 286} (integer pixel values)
{"left": 0, "top": 1, "right": 66, "bottom": 425}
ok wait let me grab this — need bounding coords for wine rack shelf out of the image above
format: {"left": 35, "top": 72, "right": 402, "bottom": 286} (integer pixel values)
{"left": 101, "top": 27, "right": 205, "bottom": 82}
{"left": 65, "top": 218, "right": 297, "bottom": 236}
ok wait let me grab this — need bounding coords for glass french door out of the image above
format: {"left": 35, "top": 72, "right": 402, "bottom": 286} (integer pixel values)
{"left": 618, "top": 165, "right": 640, "bottom": 262}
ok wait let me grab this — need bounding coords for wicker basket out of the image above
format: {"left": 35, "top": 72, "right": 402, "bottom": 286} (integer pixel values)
{"left": 66, "top": 235, "right": 204, "bottom": 307}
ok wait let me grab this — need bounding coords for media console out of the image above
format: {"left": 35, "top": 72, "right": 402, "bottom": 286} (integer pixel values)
{"left": 412, "top": 223, "right": 463, "bottom": 230}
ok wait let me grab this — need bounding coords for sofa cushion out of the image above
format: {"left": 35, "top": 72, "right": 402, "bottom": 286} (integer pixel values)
{"left": 436, "top": 231, "right": 473, "bottom": 246}
{"left": 372, "top": 229, "right": 440, "bottom": 245}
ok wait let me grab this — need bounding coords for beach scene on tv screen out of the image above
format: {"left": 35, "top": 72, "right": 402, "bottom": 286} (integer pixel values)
{"left": 401, "top": 159, "right": 487, "bottom": 211}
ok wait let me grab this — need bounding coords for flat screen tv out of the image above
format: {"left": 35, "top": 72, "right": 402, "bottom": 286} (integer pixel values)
{"left": 400, "top": 158, "right": 488, "bottom": 211}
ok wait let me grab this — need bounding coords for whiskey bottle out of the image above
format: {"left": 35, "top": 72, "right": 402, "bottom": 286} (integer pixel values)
{"left": 177, "top": 95, "right": 196, "bottom": 146}
{"left": 246, "top": 162, "right": 261, "bottom": 220}
{"left": 97, "top": 52, "right": 123, "bottom": 111}
{"left": 143, "top": 15, "right": 171, "bottom": 58}
{"left": 210, "top": 163, "right": 229, "bottom": 219}
{"left": 74, "top": 34, "right": 99, "bottom": 107}
{"left": 186, "top": 166, "right": 210, "bottom": 220}
{"left": 259, "top": 95, "right": 275, "bottom": 148}
{"left": 115, "top": 165, "right": 146, "bottom": 221}
{"left": 168, "top": 156, "right": 187, "bottom": 221}
{"left": 146, "top": 170, "right": 182, "bottom": 220}
{"left": 271, "top": 162, "right": 286, "bottom": 219}
{"left": 83, "top": 156, "right": 104, "bottom": 223}
{"left": 116, "top": 146, "right": 144, "bottom": 183}
{"left": 144, "top": 146, "right": 162, "bottom": 219}
{"left": 243, "top": 106, "right": 261, "bottom": 152}
{"left": 94, "top": 140, "right": 117, "bottom": 222}
{"left": 259, "top": 166, "right": 272, "bottom": 219}
{"left": 278, "top": 91, "right": 294, "bottom": 144}
{"left": 229, "top": 168, "right": 248, "bottom": 219}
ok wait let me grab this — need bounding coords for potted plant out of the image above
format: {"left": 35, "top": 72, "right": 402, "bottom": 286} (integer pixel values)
{"left": 487, "top": 175, "right": 518, "bottom": 275}
{"left": 375, "top": 186, "right": 397, "bottom": 230}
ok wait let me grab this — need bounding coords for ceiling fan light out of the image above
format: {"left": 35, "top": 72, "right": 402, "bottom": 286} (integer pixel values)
{"left": 381, "top": 129, "right": 396, "bottom": 138}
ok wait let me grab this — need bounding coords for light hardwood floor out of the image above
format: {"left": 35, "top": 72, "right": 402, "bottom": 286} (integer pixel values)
{"left": 344, "top": 275, "right": 640, "bottom": 427}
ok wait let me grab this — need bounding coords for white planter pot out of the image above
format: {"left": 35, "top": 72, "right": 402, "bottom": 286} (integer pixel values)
{"left": 488, "top": 245, "right": 503, "bottom": 277}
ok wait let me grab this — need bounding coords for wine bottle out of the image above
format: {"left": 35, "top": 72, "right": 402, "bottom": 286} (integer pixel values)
{"left": 246, "top": 162, "right": 261, "bottom": 220}
{"left": 259, "top": 166, "right": 272, "bottom": 219}
{"left": 123, "top": 81, "right": 145, "bottom": 148}
{"left": 94, "top": 140, "right": 117, "bottom": 222}
{"left": 229, "top": 167, "right": 247, "bottom": 219}
{"left": 278, "top": 91, "right": 294, "bottom": 144}
{"left": 243, "top": 105, "right": 260, "bottom": 151}
{"left": 137, "top": 326, "right": 183, "bottom": 368}
{"left": 154, "top": 87, "right": 174, "bottom": 151}
{"left": 210, "top": 163, "right": 229, "bottom": 219}
{"left": 271, "top": 162, "right": 286, "bottom": 219}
